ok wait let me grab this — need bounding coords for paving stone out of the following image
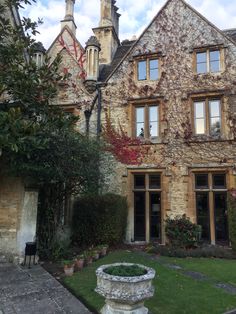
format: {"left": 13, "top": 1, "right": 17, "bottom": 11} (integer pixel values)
{"left": 166, "top": 264, "right": 183, "bottom": 270}
{"left": 183, "top": 270, "right": 208, "bottom": 281}
{"left": 0, "top": 263, "right": 91, "bottom": 313}
{"left": 54, "top": 294, "right": 91, "bottom": 314}
{"left": 215, "top": 283, "right": 236, "bottom": 295}
{"left": 224, "top": 309, "right": 236, "bottom": 314}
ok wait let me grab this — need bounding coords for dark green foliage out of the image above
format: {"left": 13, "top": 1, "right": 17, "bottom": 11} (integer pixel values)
{"left": 0, "top": 0, "right": 104, "bottom": 259}
{"left": 72, "top": 193, "right": 128, "bottom": 246}
{"left": 150, "top": 245, "right": 236, "bottom": 259}
{"left": 228, "top": 192, "right": 236, "bottom": 251}
{"left": 165, "top": 215, "right": 201, "bottom": 248}
{"left": 104, "top": 265, "right": 147, "bottom": 277}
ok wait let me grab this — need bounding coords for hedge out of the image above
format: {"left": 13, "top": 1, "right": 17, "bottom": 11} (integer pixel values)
{"left": 72, "top": 193, "right": 128, "bottom": 247}
{"left": 228, "top": 192, "right": 236, "bottom": 251}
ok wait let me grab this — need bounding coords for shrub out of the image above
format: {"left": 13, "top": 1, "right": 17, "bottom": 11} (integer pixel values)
{"left": 228, "top": 191, "right": 236, "bottom": 251}
{"left": 104, "top": 265, "right": 147, "bottom": 277}
{"left": 72, "top": 193, "right": 128, "bottom": 247}
{"left": 165, "top": 215, "right": 201, "bottom": 248}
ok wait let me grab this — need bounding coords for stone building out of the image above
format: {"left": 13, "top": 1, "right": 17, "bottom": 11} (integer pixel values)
{"left": 48, "top": 0, "right": 236, "bottom": 246}
{"left": 1, "top": 0, "right": 236, "bottom": 260}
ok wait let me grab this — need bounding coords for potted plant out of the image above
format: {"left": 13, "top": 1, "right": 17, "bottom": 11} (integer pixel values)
{"left": 92, "top": 249, "right": 99, "bottom": 261}
{"left": 95, "top": 263, "right": 155, "bottom": 313}
{"left": 75, "top": 254, "right": 85, "bottom": 270}
{"left": 98, "top": 244, "right": 108, "bottom": 257}
{"left": 63, "top": 260, "right": 75, "bottom": 276}
{"left": 84, "top": 250, "right": 93, "bottom": 265}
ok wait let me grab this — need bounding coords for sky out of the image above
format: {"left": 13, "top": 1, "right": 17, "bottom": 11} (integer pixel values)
{"left": 20, "top": 0, "right": 236, "bottom": 49}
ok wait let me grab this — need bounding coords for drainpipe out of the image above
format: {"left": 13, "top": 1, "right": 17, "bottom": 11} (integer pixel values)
{"left": 84, "top": 93, "right": 98, "bottom": 136}
{"left": 97, "top": 86, "right": 102, "bottom": 137}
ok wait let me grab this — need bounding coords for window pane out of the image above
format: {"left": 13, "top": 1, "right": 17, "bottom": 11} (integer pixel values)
{"left": 194, "top": 102, "right": 205, "bottom": 134}
{"left": 149, "top": 175, "right": 161, "bottom": 189}
{"left": 197, "top": 63, "right": 207, "bottom": 73}
{"left": 150, "top": 192, "right": 161, "bottom": 239}
{"left": 197, "top": 52, "right": 207, "bottom": 73}
{"left": 134, "top": 175, "right": 145, "bottom": 189}
{"left": 210, "top": 117, "right": 221, "bottom": 135}
{"left": 136, "top": 107, "right": 144, "bottom": 123}
{"left": 210, "top": 51, "right": 220, "bottom": 72}
{"left": 150, "top": 122, "right": 158, "bottom": 137}
{"left": 214, "top": 192, "right": 228, "bottom": 242}
{"left": 149, "top": 106, "right": 158, "bottom": 137}
{"left": 194, "top": 102, "right": 204, "bottom": 118}
{"left": 195, "top": 119, "right": 205, "bottom": 134}
{"left": 134, "top": 192, "right": 146, "bottom": 240}
{"left": 195, "top": 174, "right": 208, "bottom": 189}
{"left": 136, "top": 107, "right": 144, "bottom": 137}
{"left": 136, "top": 123, "right": 144, "bottom": 137}
{"left": 210, "top": 50, "right": 220, "bottom": 61}
{"left": 196, "top": 193, "right": 210, "bottom": 240}
{"left": 210, "top": 61, "right": 220, "bottom": 72}
{"left": 197, "top": 52, "right": 207, "bottom": 63}
{"left": 138, "top": 61, "right": 146, "bottom": 80}
{"left": 209, "top": 100, "right": 220, "bottom": 117}
{"left": 213, "top": 174, "right": 226, "bottom": 189}
{"left": 150, "top": 59, "right": 159, "bottom": 80}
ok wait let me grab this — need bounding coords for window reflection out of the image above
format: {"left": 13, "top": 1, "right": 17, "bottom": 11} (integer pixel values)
{"left": 136, "top": 107, "right": 145, "bottom": 137}
{"left": 194, "top": 101, "right": 205, "bottom": 134}
{"left": 209, "top": 100, "right": 221, "bottom": 135}
{"left": 197, "top": 52, "right": 207, "bottom": 73}
{"left": 150, "top": 59, "right": 159, "bottom": 80}
{"left": 210, "top": 50, "right": 220, "bottom": 72}
{"left": 149, "top": 106, "right": 158, "bottom": 137}
{"left": 138, "top": 61, "right": 146, "bottom": 80}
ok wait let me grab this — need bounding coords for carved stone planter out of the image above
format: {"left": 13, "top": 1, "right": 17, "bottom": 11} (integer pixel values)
{"left": 95, "top": 263, "right": 155, "bottom": 314}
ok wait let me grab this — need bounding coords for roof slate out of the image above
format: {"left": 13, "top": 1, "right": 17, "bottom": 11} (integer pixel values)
{"left": 223, "top": 29, "right": 236, "bottom": 42}
{"left": 99, "top": 40, "right": 136, "bottom": 82}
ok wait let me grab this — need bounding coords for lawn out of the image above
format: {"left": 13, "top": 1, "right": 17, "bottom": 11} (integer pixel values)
{"left": 63, "top": 250, "right": 236, "bottom": 314}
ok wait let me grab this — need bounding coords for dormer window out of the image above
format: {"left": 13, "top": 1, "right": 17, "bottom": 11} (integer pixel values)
{"left": 195, "top": 47, "right": 223, "bottom": 74}
{"left": 137, "top": 57, "right": 159, "bottom": 81}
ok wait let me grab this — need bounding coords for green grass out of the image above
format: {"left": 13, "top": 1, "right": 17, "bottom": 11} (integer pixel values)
{"left": 63, "top": 250, "right": 236, "bottom": 314}
{"left": 161, "top": 256, "right": 236, "bottom": 285}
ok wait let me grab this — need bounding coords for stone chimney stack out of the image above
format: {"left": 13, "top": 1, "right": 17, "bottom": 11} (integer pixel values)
{"left": 93, "top": 0, "right": 120, "bottom": 65}
{"left": 61, "top": 0, "right": 77, "bottom": 35}
{"left": 84, "top": 36, "right": 101, "bottom": 92}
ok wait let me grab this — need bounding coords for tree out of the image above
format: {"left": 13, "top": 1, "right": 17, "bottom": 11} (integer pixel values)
{"left": 0, "top": 0, "right": 103, "bottom": 258}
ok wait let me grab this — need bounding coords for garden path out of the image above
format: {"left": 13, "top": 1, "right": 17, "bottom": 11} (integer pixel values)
{"left": 0, "top": 263, "right": 91, "bottom": 314}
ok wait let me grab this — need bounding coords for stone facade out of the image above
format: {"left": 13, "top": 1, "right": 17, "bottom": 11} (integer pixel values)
{"left": 2, "top": 0, "right": 236, "bottom": 259}
{"left": 43, "top": 0, "right": 236, "bottom": 246}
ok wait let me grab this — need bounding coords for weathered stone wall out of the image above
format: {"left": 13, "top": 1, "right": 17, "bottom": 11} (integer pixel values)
{"left": 0, "top": 177, "right": 23, "bottom": 259}
{"left": 0, "top": 176, "right": 38, "bottom": 261}
{"left": 86, "top": 0, "right": 236, "bottom": 241}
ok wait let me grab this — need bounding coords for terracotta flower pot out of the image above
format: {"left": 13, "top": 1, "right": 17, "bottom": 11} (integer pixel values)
{"left": 64, "top": 264, "right": 74, "bottom": 276}
{"left": 101, "top": 246, "right": 108, "bottom": 256}
{"left": 76, "top": 258, "right": 84, "bottom": 270}
{"left": 93, "top": 251, "right": 99, "bottom": 260}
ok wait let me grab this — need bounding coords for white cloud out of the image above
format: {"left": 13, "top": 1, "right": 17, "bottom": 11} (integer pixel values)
{"left": 20, "top": 0, "right": 236, "bottom": 49}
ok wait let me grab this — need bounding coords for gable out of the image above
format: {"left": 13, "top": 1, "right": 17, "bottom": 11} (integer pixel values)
{"left": 47, "top": 26, "right": 85, "bottom": 70}
{"left": 106, "top": 0, "right": 236, "bottom": 83}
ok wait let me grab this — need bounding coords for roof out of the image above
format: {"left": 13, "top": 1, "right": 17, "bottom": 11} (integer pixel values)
{"left": 99, "top": 40, "right": 136, "bottom": 81}
{"left": 222, "top": 29, "right": 236, "bottom": 42}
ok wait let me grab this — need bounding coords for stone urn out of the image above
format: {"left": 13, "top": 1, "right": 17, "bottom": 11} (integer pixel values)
{"left": 95, "top": 263, "right": 155, "bottom": 314}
